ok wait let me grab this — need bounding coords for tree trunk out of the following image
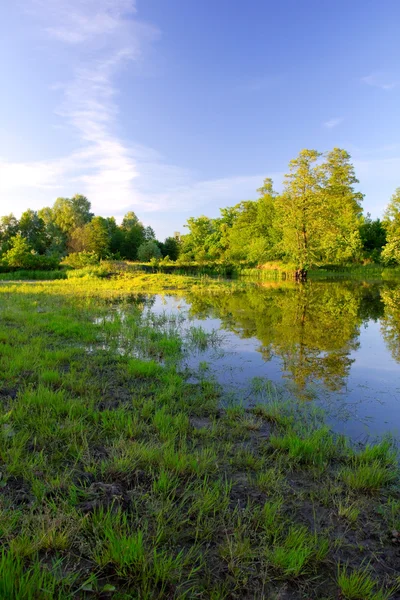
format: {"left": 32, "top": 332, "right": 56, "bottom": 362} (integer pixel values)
{"left": 295, "top": 269, "right": 307, "bottom": 282}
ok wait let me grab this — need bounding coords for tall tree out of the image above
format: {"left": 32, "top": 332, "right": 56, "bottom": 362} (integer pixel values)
{"left": 85, "top": 217, "right": 111, "bottom": 258}
{"left": 320, "top": 148, "right": 363, "bottom": 263}
{"left": 381, "top": 188, "right": 400, "bottom": 264}
{"left": 19, "top": 209, "right": 46, "bottom": 253}
{"left": 120, "top": 211, "right": 145, "bottom": 260}
{"left": 161, "top": 236, "right": 181, "bottom": 260}
{"left": 359, "top": 213, "right": 387, "bottom": 260}
{"left": 52, "top": 195, "right": 93, "bottom": 233}
{"left": 0, "top": 214, "right": 19, "bottom": 253}
{"left": 275, "top": 148, "right": 363, "bottom": 274}
{"left": 275, "top": 149, "right": 324, "bottom": 273}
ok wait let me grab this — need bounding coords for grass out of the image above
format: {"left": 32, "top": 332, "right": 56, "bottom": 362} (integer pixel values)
{"left": 337, "top": 565, "right": 397, "bottom": 600}
{"left": 0, "top": 277, "right": 398, "bottom": 598}
{"left": 340, "top": 461, "right": 398, "bottom": 492}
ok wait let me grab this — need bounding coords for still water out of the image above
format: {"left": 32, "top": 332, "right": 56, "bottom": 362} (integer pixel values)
{"left": 140, "top": 280, "right": 400, "bottom": 441}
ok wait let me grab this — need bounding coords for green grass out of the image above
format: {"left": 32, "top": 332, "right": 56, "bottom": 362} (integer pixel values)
{"left": 0, "top": 269, "right": 67, "bottom": 280}
{"left": 269, "top": 426, "right": 347, "bottom": 466}
{"left": 337, "top": 565, "right": 396, "bottom": 600}
{"left": 267, "top": 525, "right": 329, "bottom": 578}
{"left": 340, "top": 461, "right": 398, "bottom": 491}
{"left": 0, "top": 277, "right": 398, "bottom": 598}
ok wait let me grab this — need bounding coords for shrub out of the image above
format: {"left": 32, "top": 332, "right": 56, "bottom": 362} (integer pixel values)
{"left": 137, "top": 241, "right": 162, "bottom": 262}
{"left": 62, "top": 251, "right": 100, "bottom": 269}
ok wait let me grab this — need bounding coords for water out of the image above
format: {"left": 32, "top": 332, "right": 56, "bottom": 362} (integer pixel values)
{"left": 138, "top": 280, "right": 400, "bottom": 441}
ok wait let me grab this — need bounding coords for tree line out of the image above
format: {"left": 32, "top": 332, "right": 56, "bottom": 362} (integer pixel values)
{"left": 1, "top": 147, "right": 400, "bottom": 271}
{"left": 0, "top": 196, "right": 180, "bottom": 270}
{"left": 179, "top": 148, "right": 393, "bottom": 270}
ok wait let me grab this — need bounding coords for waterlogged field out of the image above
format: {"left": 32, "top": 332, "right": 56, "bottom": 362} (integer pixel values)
{"left": 0, "top": 275, "right": 399, "bottom": 599}
{"left": 144, "top": 281, "right": 400, "bottom": 441}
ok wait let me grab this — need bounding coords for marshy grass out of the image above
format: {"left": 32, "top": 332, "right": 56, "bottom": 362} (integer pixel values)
{"left": 0, "top": 278, "right": 398, "bottom": 598}
{"left": 337, "top": 565, "right": 397, "bottom": 600}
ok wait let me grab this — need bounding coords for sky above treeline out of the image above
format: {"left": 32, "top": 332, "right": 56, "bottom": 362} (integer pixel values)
{"left": 1, "top": 0, "right": 400, "bottom": 239}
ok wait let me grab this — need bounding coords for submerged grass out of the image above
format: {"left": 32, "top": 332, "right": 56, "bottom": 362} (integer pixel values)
{"left": 0, "top": 277, "right": 399, "bottom": 598}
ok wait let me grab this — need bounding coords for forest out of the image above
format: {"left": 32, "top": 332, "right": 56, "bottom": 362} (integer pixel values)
{"left": 1, "top": 148, "right": 399, "bottom": 272}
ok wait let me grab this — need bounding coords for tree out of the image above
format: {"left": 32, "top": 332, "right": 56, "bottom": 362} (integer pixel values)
{"left": 319, "top": 148, "right": 363, "bottom": 263}
{"left": 0, "top": 214, "right": 19, "bottom": 253}
{"left": 359, "top": 213, "right": 386, "bottom": 260}
{"left": 143, "top": 226, "right": 156, "bottom": 241}
{"left": 275, "top": 148, "right": 363, "bottom": 275}
{"left": 180, "top": 216, "right": 217, "bottom": 261}
{"left": 19, "top": 209, "right": 46, "bottom": 253}
{"left": 161, "top": 236, "right": 181, "bottom": 261}
{"left": 2, "top": 235, "right": 35, "bottom": 268}
{"left": 38, "top": 207, "right": 67, "bottom": 256}
{"left": 85, "top": 217, "right": 111, "bottom": 258}
{"left": 106, "top": 217, "right": 124, "bottom": 256}
{"left": 381, "top": 188, "right": 400, "bottom": 264}
{"left": 120, "top": 211, "right": 145, "bottom": 260}
{"left": 52, "top": 195, "right": 93, "bottom": 233}
{"left": 275, "top": 149, "right": 324, "bottom": 274}
{"left": 225, "top": 179, "right": 280, "bottom": 264}
{"left": 137, "top": 240, "right": 162, "bottom": 262}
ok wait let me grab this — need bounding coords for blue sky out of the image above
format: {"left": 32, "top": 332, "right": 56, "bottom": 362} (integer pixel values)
{"left": 1, "top": 0, "right": 400, "bottom": 239}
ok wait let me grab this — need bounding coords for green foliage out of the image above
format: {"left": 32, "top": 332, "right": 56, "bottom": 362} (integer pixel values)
{"left": 382, "top": 188, "right": 400, "bottom": 265}
{"left": 160, "top": 236, "right": 181, "bottom": 260}
{"left": 275, "top": 148, "right": 362, "bottom": 269}
{"left": 137, "top": 240, "right": 162, "bottom": 262}
{"left": 360, "top": 213, "right": 387, "bottom": 261}
{"left": 62, "top": 251, "right": 100, "bottom": 268}
{"left": 1, "top": 235, "right": 59, "bottom": 270}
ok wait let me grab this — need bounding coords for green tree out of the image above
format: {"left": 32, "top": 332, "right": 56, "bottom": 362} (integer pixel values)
{"left": 319, "top": 148, "right": 363, "bottom": 263}
{"left": 359, "top": 213, "right": 387, "bottom": 261}
{"left": 2, "top": 235, "right": 35, "bottom": 268}
{"left": 0, "top": 214, "right": 19, "bottom": 254}
{"left": 105, "top": 217, "right": 124, "bottom": 256}
{"left": 225, "top": 180, "right": 279, "bottom": 264}
{"left": 143, "top": 226, "right": 156, "bottom": 241}
{"left": 381, "top": 188, "right": 400, "bottom": 264}
{"left": 38, "top": 207, "right": 67, "bottom": 256}
{"left": 275, "top": 149, "right": 324, "bottom": 272}
{"left": 161, "top": 236, "right": 181, "bottom": 261}
{"left": 19, "top": 210, "right": 47, "bottom": 253}
{"left": 120, "top": 211, "right": 145, "bottom": 260}
{"left": 275, "top": 148, "right": 363, "bottom": 274}
{"left": 52, "top": 195, "right": 93, "bottom": 233}
{"left": 137, "top": 240, "right": 162, "bottom": 262}
{"left": 85, "top": 216, "right": 111, "bottom": 258}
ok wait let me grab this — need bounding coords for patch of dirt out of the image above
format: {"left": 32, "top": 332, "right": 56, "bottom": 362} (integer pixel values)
{"left": 0, "top": 476, "right": 33, "bottom": 506}
{"left": 76, "top": 482, "right": 128, "bottom": 513}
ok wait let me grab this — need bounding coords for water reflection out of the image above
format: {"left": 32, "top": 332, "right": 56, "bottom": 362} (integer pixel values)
{"left": 128, "top": 280, "right": 399, "bottom": 437}
{"left": 184, "top": 282, "right": 388, "bottom": 401}
{"left": 380, "top": 286, "right": 400, "bottom": 363}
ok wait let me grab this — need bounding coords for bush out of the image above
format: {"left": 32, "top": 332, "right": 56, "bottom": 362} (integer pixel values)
{"left": 137, "top": 241, "right": 162, "bottom": 262}
{"left": 1, "top": 236, "right": 60, "bottom": 271}
{"left": 62, "top": 251, "right": 100, "bottom": 269}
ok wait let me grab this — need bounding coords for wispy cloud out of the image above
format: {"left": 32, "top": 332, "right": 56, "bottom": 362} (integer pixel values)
{"left": 323, "top": 117, "right": 343, "bottom": 129}
{"left": 362, "top": 72, "right": 398, "bottom": 91}
{"left": 4, "top": 0, "right": 159, "bottom": 213}
{"left": 2, "top": 1, "right": 275, "bottom": 236}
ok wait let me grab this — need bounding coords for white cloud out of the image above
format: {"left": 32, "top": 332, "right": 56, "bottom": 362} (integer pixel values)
{"left": 362, "top": 73, "right": 398, "bottom": 91}
{"left": 323, "top": 117, "right": 343, "bottom": 129}
{"left": 2, "top": 1, "right": 278, "bottom": 237}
